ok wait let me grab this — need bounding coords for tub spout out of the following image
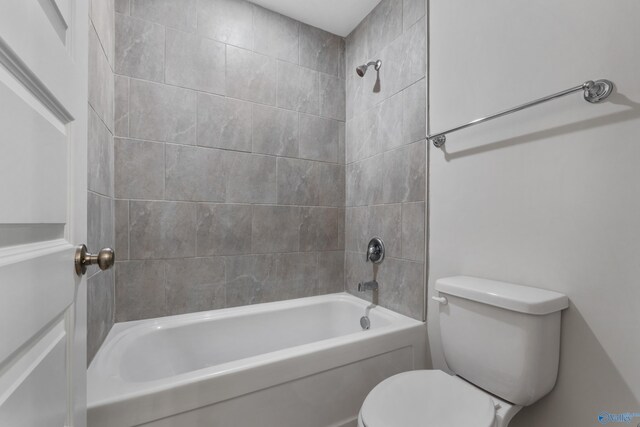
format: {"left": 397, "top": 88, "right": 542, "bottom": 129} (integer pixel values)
{"left": 358, "top": 280, "right": 378, "bottom": 292}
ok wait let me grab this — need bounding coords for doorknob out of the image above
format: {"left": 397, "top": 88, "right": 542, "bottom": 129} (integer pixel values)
{"left": 74, "top": 244, "right": 115, "bottom": 276}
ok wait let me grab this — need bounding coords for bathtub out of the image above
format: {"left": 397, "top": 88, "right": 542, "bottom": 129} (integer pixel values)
{"left": 87, "top": 293, "right": 426, "bottom": 427}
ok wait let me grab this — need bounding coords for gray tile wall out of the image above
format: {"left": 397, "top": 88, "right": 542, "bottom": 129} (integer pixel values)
{"left": 88, "top": 0, "right": 116, "bottom": 364}
{"left": 344, "top": 0, "right": 427, "bottom": 320}
{"left": 113, "top": 0, "right": 346, "bottom": 322}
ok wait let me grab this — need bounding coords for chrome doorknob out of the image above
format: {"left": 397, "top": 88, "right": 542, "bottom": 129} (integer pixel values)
{"left": 75, "top": 244, "right": 115, "bottom": 276}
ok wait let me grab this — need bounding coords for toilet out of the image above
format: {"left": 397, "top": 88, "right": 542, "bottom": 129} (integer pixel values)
{"left": 358, "top": 276, "right": 569, "bottom": 427}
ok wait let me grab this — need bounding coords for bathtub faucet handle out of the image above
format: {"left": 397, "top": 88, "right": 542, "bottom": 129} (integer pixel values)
{"left": 365, "top": 237, "right": 385, "bottom": 264}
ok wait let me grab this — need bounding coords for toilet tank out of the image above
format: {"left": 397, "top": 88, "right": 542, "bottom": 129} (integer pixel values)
{"left": 435, "top": 276, "right": 568, "bottom": 407}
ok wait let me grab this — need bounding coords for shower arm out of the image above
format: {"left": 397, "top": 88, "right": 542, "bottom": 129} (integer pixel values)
{"left": 427, "top": 79, "right": 614, "bottom": 148}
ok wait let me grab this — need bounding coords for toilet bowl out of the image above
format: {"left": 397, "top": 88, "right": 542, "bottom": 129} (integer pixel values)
{"left": 357, "top": 371, "right": 521, "bottom": 427}
{"left": 357, "top": 276, "right": 569, "bottom": 427}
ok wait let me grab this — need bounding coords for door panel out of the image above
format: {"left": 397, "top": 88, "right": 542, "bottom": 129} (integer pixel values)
{"left": 0, "top": 1, "right": 76, "bottom": 115}
{"left": 0, "top": 0, "right": 88, "bottom": 425}
{"left": 0, "top": 241, "right": 74, "bottom": 364}
{"left": 0, "top": 322, "right": 68, "bottom": 426}
{"left": 0, "top": 73, "right": 68, "bottom": 223}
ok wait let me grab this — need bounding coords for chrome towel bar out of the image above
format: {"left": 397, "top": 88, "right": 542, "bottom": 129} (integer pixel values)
{"left": 428, "top": 79, "right": 614, "bottom": 147}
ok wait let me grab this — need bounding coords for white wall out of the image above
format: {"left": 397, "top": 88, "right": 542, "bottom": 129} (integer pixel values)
{"left": 428, "top": 0, "right": 640, "bottom": 425}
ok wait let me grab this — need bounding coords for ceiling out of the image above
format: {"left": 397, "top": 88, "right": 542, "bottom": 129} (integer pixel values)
{"left": 249, "top": 0, "right": 382, "bottom": 37}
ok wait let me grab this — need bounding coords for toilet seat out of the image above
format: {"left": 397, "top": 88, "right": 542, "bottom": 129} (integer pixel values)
{"left": 360, "top": 370, "right": 496, "bottom": 427}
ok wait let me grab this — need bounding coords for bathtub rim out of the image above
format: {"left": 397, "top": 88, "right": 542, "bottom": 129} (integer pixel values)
{"left": 96, "top": 291, "right": 418, "bottom": 343}
{"left": 87, "top": 293, "right": 426, "bottom": 426}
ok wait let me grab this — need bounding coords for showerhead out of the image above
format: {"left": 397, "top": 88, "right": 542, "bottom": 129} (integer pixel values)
{"left": 356, "top": 60, "right": 382, "bottom": 77}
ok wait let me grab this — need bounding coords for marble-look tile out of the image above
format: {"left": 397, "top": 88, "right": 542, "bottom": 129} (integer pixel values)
{"left": 196, "top": 204, "right": 252, "bottom": 255}
{"left": 225, "top": 152, "right": 277, "bottom": 203}
{"left": 88, "top": 107, "right": 114, "bottom": 197}
{"left": 403, "top": 0, "right": 425, "bottom": 30}
{"left": 345, "top": 206, "right": 369, "bottom": 253}
{"left": 403, "top": 78, "right": 426, "bottom": 144}
{"left": 114, "top": 199, "right": 129, "bottom": 261}
{"left": 129, "top": 201, "right": 196, "bottom": 259}
{"left": 299, "top": 24, "right": 344, "bottom": 77}
{"left": 345, "top": 18, "right": 368, "bottom": 80}
{"left": 115, "top": 260, "right": 165, "bottom": 321}
{"left": 225, "top": 254, "right": 277, "bottom": 307}
{"left": 276, "top": 157, "right": 320, "bottom": 206}
{"left": 345, "top": 73, "right": 363, "bottom": 121}
{"left": 382, "top": 141, "right": 425, "bottom": 203}
{"left": 253, "top": 6, "right": 299, "bottom": 64}
{"left": 345, "top": 161, "right": 360, "bottom": 207}
{"left": 115, "top": 0, "right": 130, "bottom": 14}
{"left": 114, "top": 138, "right": 164, "bottom": 200}
{"left": 299, "top": 114, "right": 339, "bottom": 163}
{"left": 276, "top": 61, "right": 319, "bottom": 115}
{"left": 275, "top": 252, "right": 317, "bottom": 299}
{"left": 87, "top": 269, "right": 114, "bottom": 364}
{"left": 165, "top": 29, "right": 226, "bottom": 94}
{"left": 131, "top": 0, "right": 197, "bottom": 32}
{"left": 364, "top": 103, "right": 383, "bottom": 157}
{"left": 129, "top": 79, "right": 197, "bottom": 144}
{"left": 115, "top": 13, "right": 164, "bottom": 82}
{"left": 338, "top": 122, "right": 345, "bottom": 164}
{"left": 399, "top": 17, "right": 426, "bottom": 91}
{"left": 337, "top": 208, "right": 345, "bottom": 250}
{"left": 368, "top": 204, "right": 402, "bottom": 258}
{"left": 377, "top": 92, "right": 404, "bottom": 153}
{"left": 317, "top": 251, "right": 344, "bottom": 294}
{"left": 346, "top": 154, "right": 384, "bottom": 206}
{"left": 197, "top": 93, "right": 252, "bottom": 152}
{"left": 91, "top": 0, "right": 115, "bottom": 66}
{"left": 89, "top": 25, "right": 114, "bottom": 132}
{"left": 402, "top": 202, "right": 425, "bottom": 262}
{"left": 375, "top": 30, "right": 404, "bottom": 100}
{"left": 363, "top": 154, "right": 385, "bottom": 206}
{"left": 165, "top": 144, "right": 228, "bottom": 202}
{"left": 300, "top": 207, "right": 339, "bottom": 252}
{"left": 319, "top": 74, "right": 345, "bottom": 121}
{"left": 318, "top": 163, "right": 345, "bottom": 207}
{"left": 338, "top": 38, "right": 346, "bottom": 80}
{"left": 252, "top": 105, "right": 298, "bottom": 157}
{"left": 345, "top": 117, "right": 361, "bottom": 165}
{"left": 114, "top": 75, "right": 129, "bottom": 137}
{"left": 376, "top": 257, "right": 424, "bottom": 319}
{"left": 346, "top": 107, "right": 377, "bottom": 164}
{"left": 367, "top": 0, "right": 402, "bottom": 57}
{"left": 252, "top": 206, "right": 300, "bottom": 253}
{"left": 226, "top": 46, "right": 277, "bottom": 105}
{"left": 197, "top": 0, "right": 253, "bottom": 49}
{"left": 165, "top": 257, "right": 225, "bottom": 315}
{"left": 87, "top": 193, "right": 113, "bottom": 250}
{"left": 87, "top": 192, "right": 114, "bottom": 274}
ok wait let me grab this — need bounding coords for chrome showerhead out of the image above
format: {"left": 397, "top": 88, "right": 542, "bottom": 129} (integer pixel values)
{"left": 356, "top": 60, "right": 382, "bottom": 77}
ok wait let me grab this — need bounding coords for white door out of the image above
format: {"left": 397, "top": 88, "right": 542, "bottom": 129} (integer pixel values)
{"left": 0, "top": 1, "right": 88, "bottom": 426}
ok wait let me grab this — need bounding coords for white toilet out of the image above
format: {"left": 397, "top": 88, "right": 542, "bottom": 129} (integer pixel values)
{"left": 358, "top": 276, "right": 569, "bottom": 427}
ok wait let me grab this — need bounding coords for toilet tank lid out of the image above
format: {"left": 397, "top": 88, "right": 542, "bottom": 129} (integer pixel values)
{"left": 435, "top": 276, "right": 569, "bottom": 315}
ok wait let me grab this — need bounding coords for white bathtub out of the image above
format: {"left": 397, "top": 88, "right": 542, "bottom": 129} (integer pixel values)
{"left": 87, "top": 293, "right": 426, "bottom": 427}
